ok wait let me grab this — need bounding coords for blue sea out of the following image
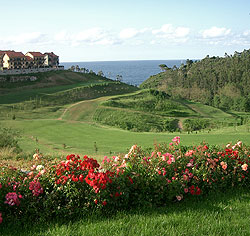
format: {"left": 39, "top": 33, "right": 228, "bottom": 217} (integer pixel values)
{"left": 61, "top": 60, "right": 184, "bottom": 86}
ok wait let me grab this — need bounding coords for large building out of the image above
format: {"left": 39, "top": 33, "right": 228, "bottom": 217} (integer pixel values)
{"left": 44, "top": 52, "right": 59, "bottom": 67}
{"left": 2, "top": 51, "right": 27, "bottom": 70}
{"left": 25, "top": 52, "right": 45, "bottom": 68}
{"left": 0, "top": 50, "right": 59, "bottom": 70}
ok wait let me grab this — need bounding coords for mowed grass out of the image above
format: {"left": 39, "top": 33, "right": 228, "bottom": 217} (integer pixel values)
{"left": 1, "top": 187, "right": 249, "bottom": 236}
{"left": 1, "top": 119, "right": 249, "bottom": 160}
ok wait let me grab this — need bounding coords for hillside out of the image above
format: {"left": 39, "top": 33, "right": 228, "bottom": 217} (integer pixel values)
{"left": 0, "top": 70, "right": 138, "bottom": 120}
{"left": 140, "top": 49, "right": 250, "bottom": 112}
{"left": 92, "top": 89, "right": 243, "bottom": 132}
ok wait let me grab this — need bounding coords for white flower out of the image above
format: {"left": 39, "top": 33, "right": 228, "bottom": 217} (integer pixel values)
{"left": 33, "top": 153, "right": 40, "bottom": 160}
{"left": 236, "top": 141, "right": 242, "bottom": 147}
{"left": 36, "top": 165, "right": 44, "bottom": 171}
{"left": 129, "top": 145, "right": 137, "bottom": 154}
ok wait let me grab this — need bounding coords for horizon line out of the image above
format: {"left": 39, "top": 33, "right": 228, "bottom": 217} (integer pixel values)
{"left": 60, "top": 58, "right": 201, "bottom": 63}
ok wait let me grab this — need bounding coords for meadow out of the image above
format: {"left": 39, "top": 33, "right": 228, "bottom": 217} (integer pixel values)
{"left": 0, "top": 71, "right": 248, "bottom": 165}
{"left": 1, "top": 119, "right": 250, "bottom": 160}
{"left": 0, "top": 71, "right": 249, "bottom": 235}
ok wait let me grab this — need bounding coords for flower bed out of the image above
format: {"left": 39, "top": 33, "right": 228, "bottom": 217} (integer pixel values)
{"left": 0, "top": 137, "right": 249, "bottom": 224}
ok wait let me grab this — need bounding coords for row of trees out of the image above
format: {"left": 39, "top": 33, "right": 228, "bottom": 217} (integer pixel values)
{"left": 141, "top": 49, "right": 250, "bottom": 112}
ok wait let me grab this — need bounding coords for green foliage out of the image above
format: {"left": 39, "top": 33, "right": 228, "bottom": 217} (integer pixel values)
{"left": 0, "top": 128, "right": 21, "bottom": 152}
{"left": 0, "top": 140, "right": 249, "bottom": 228}
{"left": 93, "top": 107, "right": 179, "bottom": 132}
{"left": 101, "top": 90, "right": 196, "bottom": 117}
{"left": 141, "top": 49, "right": 250, "bottom": 112}
{"left": 183, "top": 118, "right": 211, "bottom": 132}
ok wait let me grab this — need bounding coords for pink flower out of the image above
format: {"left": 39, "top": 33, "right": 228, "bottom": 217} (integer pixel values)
{"left": 184, "top": 188, "right": 189, "bottom": 193}
{"left": 5, "top": 192, "right": 21, "bottom": 206}
{"left": 0, "top": 183, "right": 2, "bottom": 189}
{"left": 176, "top": 195, "right": 183, "bottom": 201}
{"left": 0, "top": 213, "right": 2, "bottom": 224}
{"left": 183, "top": 175, "right": 189, "bottom": 181}
{"left": 172, "top": 136, "right": 180, "bottom": 145}
{"left": 167, "top": 159, "right": 172, "bottom": 165}
{"left": 242, "top": 164, "right": 248, "bottom": 171}
{"left": 185, "top": 150, "right": 195, "bottom": 157}
{"left": 169, "top": 142, "right": 173, "bottom": 146}
{"left": 222, "top": 164, "right": 227, "bottom": 170}
{"left": 220, "top": 161, "right": 227, "bottom": 170}
{"left": 157, "top": 152, "right": 162, "bottom": 157}
{"left": 29, "top": 180, "right": 43, "bottom": 197}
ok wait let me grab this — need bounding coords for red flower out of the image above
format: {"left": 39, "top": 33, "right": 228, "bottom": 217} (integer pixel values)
{"left": 102, "top": 201, "right": 107, "bottom": 206}
{"left": 128, "top": 176, "right": 133, "bottom": 184}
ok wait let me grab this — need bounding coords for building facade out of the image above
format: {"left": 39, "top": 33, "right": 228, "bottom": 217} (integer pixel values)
{"left": 0, "top": 50, "right": 59, "bottom": 70}
{"left": 44, "top": 52, "right": 59, "bottom": 67}
{"left": 25, "top": 52, "right": 45, "bottom": 68}
{"left": 2, "top": 51, "right": 27, "bottom": 69}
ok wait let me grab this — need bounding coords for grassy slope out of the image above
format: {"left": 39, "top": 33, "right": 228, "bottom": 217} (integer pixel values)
{"left": 1, "top": 119, "right": 249, "bottom": 160}
{"left": 92, "top": 90, "right": 244, "bottom": 132}
{"left": 1, "top": 187, "right": 249, "bottom": 236}
{"left": 0, "top": 71, "right": 249, "bottom": 160}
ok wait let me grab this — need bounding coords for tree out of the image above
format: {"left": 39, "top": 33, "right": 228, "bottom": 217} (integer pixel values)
{"left": 98, "top": 70, "right": 104, "bottom": 77}
{"left": 75, "top": 65, "right": 80, "bottom": 72}
{"left": 159, "top": 64, "right": 169, "bottom": 71}
{"left": 116, "top": 74, "right": 123, "bottom": 82}
{"left": 80, "top": 68, "right": 86, "bottom": 73}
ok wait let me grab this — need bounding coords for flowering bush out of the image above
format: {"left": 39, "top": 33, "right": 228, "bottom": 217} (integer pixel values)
{"left": 0, "top": 137, "right": 249, "bottom": 224}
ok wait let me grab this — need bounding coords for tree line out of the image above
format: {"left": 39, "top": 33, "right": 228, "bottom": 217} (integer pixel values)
{"left": 141, "top": 49, "right": 250, "bottom": 112}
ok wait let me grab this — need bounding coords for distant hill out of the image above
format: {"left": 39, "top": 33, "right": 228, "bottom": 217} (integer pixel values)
{"left": 140, "top": 49, "right": 250, "bottom": 112}
{"left": 0, "top": 70, "right": 138, "bottom": 105}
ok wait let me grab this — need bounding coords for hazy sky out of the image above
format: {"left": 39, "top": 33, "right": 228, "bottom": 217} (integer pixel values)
{"left": 0, "top": 0, "right": 249, "bottom": 62}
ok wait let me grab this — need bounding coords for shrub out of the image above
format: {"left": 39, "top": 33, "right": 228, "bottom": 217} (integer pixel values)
{"left": 183, "top": 118, "right": 211, "bottom": 131}
{"left": 0, "top": 138, "right": 249, "bottom": 224}
{"left": 0, "top": 128, "right": 21, "bottom": 153}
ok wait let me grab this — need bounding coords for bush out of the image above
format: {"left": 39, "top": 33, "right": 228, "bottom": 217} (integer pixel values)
{"left": 93, "top": 108, "right": 179, "bottom": 132}
{"left": 183, "top": 118, "right": 211, "bottom": 131}
{"left": 0, "top": 138, "right": 249, "bottom": 224}
{"left": 0, "top": 128, "right": 21, "bottom": 153}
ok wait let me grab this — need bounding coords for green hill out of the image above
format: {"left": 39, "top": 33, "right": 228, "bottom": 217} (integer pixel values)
{"left": 0, "top": 70, "right": 138, "bottom": 120}
{"left": 140, "top": 49, "right": 250, "bottom": 112}
{"left": 92, "top": 89, "right": 243, "bottom": 132}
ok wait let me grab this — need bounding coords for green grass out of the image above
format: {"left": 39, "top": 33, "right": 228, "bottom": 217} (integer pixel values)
{"left": 1, "top": 187, "right": 249, "bottom": 236}
{"left": 0, "top": 74, "right": 249, "bottom": 159}
{"left": 0, "top": 119, "right": 249, "bottom": 160}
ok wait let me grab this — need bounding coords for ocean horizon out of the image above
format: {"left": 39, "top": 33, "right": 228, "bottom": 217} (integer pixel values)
{"left": 61, "top": 60, "right": 186, "bottom": 86}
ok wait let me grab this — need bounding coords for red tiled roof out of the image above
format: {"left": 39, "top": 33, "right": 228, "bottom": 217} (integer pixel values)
{"left": 0, "top": 50, "right": 15, "bottom": 56}
{"left": 5, "top": 51, "right": 25, "bottom": 58}
{"left": 25, "top": 56, "right": 33, "bottom": 61}
{"left": 27, "top": 52, "right": 44, "bottom": 57}
{"left": 45, "top": 52, "right": 58, "bottom": 57}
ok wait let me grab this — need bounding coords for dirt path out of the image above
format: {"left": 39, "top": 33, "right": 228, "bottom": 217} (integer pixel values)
{"left": 58, "top": 100, "right": 91, "bottom": 120}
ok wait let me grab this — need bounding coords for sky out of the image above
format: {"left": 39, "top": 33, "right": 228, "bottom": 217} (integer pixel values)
{"left": 0, "top": 0, "right": 249, "bottom": 62}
